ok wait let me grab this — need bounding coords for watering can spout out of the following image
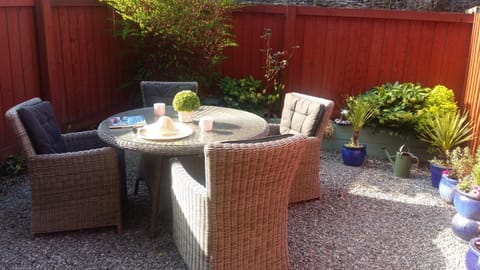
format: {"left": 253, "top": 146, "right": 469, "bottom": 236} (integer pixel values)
{"left": 383, "top": 147, "right": 395, "bottom": 165}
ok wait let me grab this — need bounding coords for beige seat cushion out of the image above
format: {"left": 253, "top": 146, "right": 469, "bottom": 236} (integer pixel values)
{"left": 279, "top": 95, "right": 325, "bottom": 136}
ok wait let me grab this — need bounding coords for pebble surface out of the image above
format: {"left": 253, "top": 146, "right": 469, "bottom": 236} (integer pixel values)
{"left": 0, "top": 151, "right": 467, "bottom": 269}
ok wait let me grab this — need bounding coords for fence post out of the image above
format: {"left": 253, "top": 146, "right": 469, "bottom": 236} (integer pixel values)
{"left": 283, "top": 5, "right": 296, "bottom": 94}
{"left": 464, "top": 13, "right": 480, "bottom": 152}
{"left": 34, "top": 0, "right": 62, "bottom": 120}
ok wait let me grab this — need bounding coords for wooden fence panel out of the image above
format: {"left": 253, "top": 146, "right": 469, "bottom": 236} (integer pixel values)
{"left": 464, "top": 14, "right": 480, "bottom": 151}
{"left": 0, "top": 4, "right": 41, "bottom": 158}
{"left": 222, "top": 6, "right": 474, "bottom": 116}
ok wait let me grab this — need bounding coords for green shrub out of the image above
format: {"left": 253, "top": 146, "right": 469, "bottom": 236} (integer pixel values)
{"left": 100, "top": 0, "right": 238, "bottom": 93}
{"left": 357, "top": 82, "right": 430, "bottom": 134}
{"left": 219, "top": 76, "right": 267, "bottom": 116}
{"left": 415, "top": 85, "right": 458, "bottom": 132}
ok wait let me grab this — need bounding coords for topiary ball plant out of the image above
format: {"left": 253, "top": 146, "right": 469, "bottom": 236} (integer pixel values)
{"left": 172, "top": 90, "right": 201, "bottom": 112}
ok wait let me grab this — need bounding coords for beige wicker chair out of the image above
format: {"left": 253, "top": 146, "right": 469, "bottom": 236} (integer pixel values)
{"left": 5, "top": 98, "right": 123, "bottom": 236}
{"left": 269, "top": 92, "right": 334, "bottom": 203}
{"left": 170, "top": 135, "right": 307, "bottom": 270}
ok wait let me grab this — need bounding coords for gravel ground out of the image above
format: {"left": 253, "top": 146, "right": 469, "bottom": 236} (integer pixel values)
{"left": 0, "top": 151, "right": 467, "bottom": 269}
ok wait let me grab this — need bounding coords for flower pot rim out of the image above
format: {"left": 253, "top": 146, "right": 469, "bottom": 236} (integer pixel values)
{"left": 455, "top": 189, "right": 480, "bottom": 201}
{"left": 342, "top": 143, "right": 366, "bottom": 149}
{"left": 469, "top": 237, "right": 480, "bottom": 256}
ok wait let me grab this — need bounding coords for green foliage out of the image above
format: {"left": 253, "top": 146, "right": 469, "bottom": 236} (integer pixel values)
{"left": 417, "top": 110, "right": 473, "bottom": 160}
{"left": 446, "top": 146, "right": 476, "bottom": 180}
{"left": 100, "top": 0, "right": 238, "bottom": 93}
{"left": 416, "top": 85, "right": 458, "bottom": 132}
{"left": 219, "top": 76, "right": 268, "bottom": 116}
{"left": 344, "top": 96, "right": 376, "bottom": 147}
{"left": 172, "top": 90, "right": 201, "bottom": 112}
{"left": 219, "top": 29, "right": 298, "bottom": 118}
{"left": 455, "top": 148, "right": 480, "bottom": 193}
{"left": 1, "top": 155, "right": 25, "bottom": 177}
{"left": 358, "top": 82, "right": 430, "bottom": 134}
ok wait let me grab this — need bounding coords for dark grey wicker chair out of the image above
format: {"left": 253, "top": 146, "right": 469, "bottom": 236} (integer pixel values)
{"left": 268, "top": 92, "right": 334, "bottom": 203}
{"left": 170, "top": 135, "right": 307, "bottom": 270}
{"left": 5, "top": 97, "right": 123, "bottom": 236}
{"left": 134, "top": 81, "right": 198, "bottom": 194}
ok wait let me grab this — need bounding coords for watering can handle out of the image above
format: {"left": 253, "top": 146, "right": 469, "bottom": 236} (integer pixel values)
{"left": 408, "top": 153, "right": 419, "bottom": 167}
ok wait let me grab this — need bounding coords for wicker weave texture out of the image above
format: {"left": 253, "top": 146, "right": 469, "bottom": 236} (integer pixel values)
{"left": 270, "top": 92, "right": 334, "bottom": 203}
{"left": 5, "top": 98, "right": 123, "bottom": 235}
{"left": 171, "top": 135, "right": 307, "bottom": 270}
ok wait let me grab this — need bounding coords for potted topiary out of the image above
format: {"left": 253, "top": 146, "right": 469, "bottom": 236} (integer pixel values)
{"left": 172, "top": 90, "right": 201, "bottom": 122}
{"left": 417, "top": 109, "right": 473, "bottom": 188}
{"left": 341, "top": 96, "right": 376, "bottom": 166}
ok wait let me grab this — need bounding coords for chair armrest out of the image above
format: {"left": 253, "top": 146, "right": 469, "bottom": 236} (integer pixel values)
{"left": 170, "top": 157, "right": 208, "bottom": 261}
{"left": 62, "top": 130, "right": 107, "bottom": 151}
{"left": 268, "top": 123, "right": 280, "bottom": 136}
{"left": 27, "top": 147, "right": 121, "bottom": 204}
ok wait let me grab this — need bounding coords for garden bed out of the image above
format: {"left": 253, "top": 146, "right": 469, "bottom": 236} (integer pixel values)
{"left": 322, "top": 123, "right": 434, "bottom": 163}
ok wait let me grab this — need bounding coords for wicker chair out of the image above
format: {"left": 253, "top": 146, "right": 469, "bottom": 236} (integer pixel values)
{"left": 5, "top": 98, "right": 123, "bottom": 236}
{"left": 170, "top": 135, "right": 307, "bottom": 270}
{"left": 269, "top": 92, "right": 334, "bottom": 203}
{"left": 134, "top": 81, "right": 199, "bottom": 194}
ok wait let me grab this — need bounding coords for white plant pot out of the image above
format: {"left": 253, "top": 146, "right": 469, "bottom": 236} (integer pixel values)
{"left": 178, "top": 111, "right": 195, "bottom": 123}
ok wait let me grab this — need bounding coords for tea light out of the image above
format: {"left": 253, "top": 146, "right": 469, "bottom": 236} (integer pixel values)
{"left": 199, "top": 116, "right": 213, "bottom": 131}
{"left": 154, "top": 103, "right": 165, "bottom": 117}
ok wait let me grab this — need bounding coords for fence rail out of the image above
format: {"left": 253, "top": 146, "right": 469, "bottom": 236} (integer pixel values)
{"left": 1, "top": 1, "right": 480, "bottom": 159}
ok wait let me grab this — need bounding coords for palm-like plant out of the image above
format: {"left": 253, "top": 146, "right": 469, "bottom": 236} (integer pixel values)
{"left": 417, "top": 110, "right": 473, "bottom": 161}
{"left": 345, "top": 96, "right": 376, "bottom": 147}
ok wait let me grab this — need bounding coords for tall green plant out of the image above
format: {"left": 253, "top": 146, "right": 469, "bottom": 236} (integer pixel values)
{"left": 417, "top": 110, "right": 473, "bottom": 160}
{"left": 345, "top": 96, "right": 377, "bottom": 147}
{"left": 100, "top": 0, "right": 238, "bottom": 93}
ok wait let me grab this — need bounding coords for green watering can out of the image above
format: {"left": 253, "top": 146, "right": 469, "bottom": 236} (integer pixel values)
{"left": 384, "top": 144, "right": 419, "bottom": 178}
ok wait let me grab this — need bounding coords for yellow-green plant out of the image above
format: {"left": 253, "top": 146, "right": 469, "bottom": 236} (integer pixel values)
{"left": 417, "top": 110, "right": 473, "bottom": 161}
{"left": 345, "top": 96, "right": 376, "bottom": 147}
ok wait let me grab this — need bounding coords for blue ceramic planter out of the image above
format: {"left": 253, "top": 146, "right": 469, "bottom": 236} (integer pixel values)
{"left": 466, "top": 237, "right": 480, "bottom": 270}
{"left": 453, "top": 191, "right": 480, "bottom": 241}
{"left": 430, "top": 162, "right": 449, "bottom": 188}
{"left": 439, "top": 174, "right": 457, "bottom": 204}
{"left": 454, "top": 191, "right": 480, "bottom": 220}
{"left": 341, "top": 144, "right": 366, "bottom": 166}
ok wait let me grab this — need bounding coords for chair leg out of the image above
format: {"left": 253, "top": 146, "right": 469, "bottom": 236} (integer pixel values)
{"left": 134, "top": 177, "right": 141, "bottom": 194}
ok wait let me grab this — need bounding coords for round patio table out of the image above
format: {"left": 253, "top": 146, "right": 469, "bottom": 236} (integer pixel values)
{"left": 97, "top": 105, "right": 269, "bottom": 235}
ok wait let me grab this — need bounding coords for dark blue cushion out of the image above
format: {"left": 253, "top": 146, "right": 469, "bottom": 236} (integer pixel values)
{"left": 17, "top": 101, "right": 66, "bottom": 154}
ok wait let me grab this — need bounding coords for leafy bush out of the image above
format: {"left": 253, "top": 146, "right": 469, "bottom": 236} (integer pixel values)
{"left": 100, "top": 0, "right": 238, "bottom": 93}
{"left": 416, "top": 85, "right": 458, "bottom": 132}
{"left": 357, "top": 82, "right": 430, "bottom": 134}
{"left": 219, "top": 76, "right": 267, "bottom": 116}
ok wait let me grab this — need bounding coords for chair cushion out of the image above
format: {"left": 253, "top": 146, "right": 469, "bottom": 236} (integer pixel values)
{"left": 279, "top": 95, "right": 325, "bottom": 136}
{"left": 17, "top": 101, "right": 66, "bottom": 154}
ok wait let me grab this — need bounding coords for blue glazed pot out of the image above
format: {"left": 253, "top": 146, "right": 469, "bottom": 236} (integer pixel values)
{"left": 452, "top": 213, "right": 480, "bottom": 242}
{"left": 430, "top": 162, "right": 449, "bottom": 188}
{"left": 466, "top": 237, "right": 480, "bottom": 270}
{"left": 439, "top": 174, "right": 458, "bottom": 204}
{"left": 454, "top": 191, "right": 480, "bottom": 220}
{"left": 341, "top": 144, "right": 366, "bottom": 167}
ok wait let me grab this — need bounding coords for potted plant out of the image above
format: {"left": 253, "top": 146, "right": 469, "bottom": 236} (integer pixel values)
{"left": 417, "top": 109, "right": 473, "bottom": 188}
{"left": 439, "top": 146, "right": 475, "bottom": 204}
{"left": 172, "top": 90, "right": 201, "bottom": 122}
{"left": 341, "top": 96, "right": 376, "bottom": 166}
{"left": 451, "top": 147, "right": 480, "bottom": 241}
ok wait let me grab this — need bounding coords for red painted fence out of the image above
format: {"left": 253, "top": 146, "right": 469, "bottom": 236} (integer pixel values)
{"left": 1, "top": 1, "right": 480, "bottom": 159}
